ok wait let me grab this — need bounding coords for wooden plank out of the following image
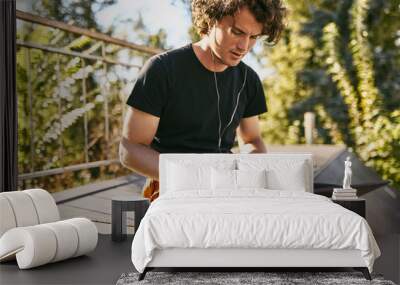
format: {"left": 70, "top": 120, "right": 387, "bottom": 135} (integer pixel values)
{"left": 94, "top": 183, "right": 144, "bottom": 200}
{"left": 92, "top": 221, "right": 134, "bottom": 235}
{"left": 16, "top": 10, "right": 163, "bottom": 55}
{"left": 63, "top": 195, "right": 113, "bottom": 215}
{"left": 266, "top": 144, "right": 345, "bottom": 174}
{"left": 58, "top": 204, "right": 112, "bottom": 224}
{"left": 53, "top": 174, "right": 142, "bottom": 203}
{"left": 59, "top": 204, "right": 134, "bottom": 228}
{"left": 16, "top": 41, "right": 141, "bottom": 69}
{"left": 92, "top": 221, "right": 111, "bottom": 235}
{"left": 56, "top": 177, "right": 147, "bottom": 236}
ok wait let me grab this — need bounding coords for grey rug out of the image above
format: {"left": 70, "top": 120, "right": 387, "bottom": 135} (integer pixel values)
{"left": 116, "top": 271, "right": 396, "bottom": 285}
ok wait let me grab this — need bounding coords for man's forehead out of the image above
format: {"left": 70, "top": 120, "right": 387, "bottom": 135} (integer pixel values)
{"left": 223, "top": 8, "right": 263, "bottom": 35}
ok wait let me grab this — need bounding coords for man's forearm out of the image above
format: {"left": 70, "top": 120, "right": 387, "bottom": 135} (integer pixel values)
{"left": 119, "top": 137, "right": 160, "bottom": 180}
{"left": 248, "top": 137, "right": 267, "bottom": 153}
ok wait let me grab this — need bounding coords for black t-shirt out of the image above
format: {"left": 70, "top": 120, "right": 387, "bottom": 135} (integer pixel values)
{"left": 126, "top": 43, "right": 267, "bottom": 153}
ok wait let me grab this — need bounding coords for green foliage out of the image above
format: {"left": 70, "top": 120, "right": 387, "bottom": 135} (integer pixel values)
{"left": 18, "top": 0, "right": 399, "bottom": 191}
{"left": 261, "top": 0, "right": 400, "bottom": 188}
{"left": 188, "top": 25, "right": 202, "bottom": 42}
{"left": 17, "top": 25, "right": 129, "bottom": 191}
{"left": 260, "top": 4, "right": 314, "bottom": 145}
{"left": 38, "top": 0, "right": 117, "bottom": 30}
{"left": 17, "top": 0, "right": 167, "bottom": 192}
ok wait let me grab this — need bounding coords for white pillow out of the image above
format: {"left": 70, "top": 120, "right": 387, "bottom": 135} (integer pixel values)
{"left": 165, "top": 159, "right": 236, "bottom": 193}
{"left": 267, "top": 166, "right": 306, "bottom": 191}
{"left": 211, "top": 168, "right": 236, "bottom": 190}
{"left": 236, "top": 169, "right": 268, "bottom": 189}
{"left": 238, "top": 159, "right": 307, "bottom": 191}
{"left": 167, "top": 162, "right": 211, "bottom": 191}
{"left": 211, "top": 169, "right": 268, "bottom": 190}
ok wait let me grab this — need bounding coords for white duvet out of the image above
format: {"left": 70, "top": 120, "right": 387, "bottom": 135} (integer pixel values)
{"left": 131, "top": 190, "right": 380, "bottom": 273}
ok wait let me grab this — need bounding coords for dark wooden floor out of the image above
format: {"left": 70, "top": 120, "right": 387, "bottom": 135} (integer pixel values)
{"left": 1, "top": 234, "right": 398, "bottom": 285}
{"left": 0, "top": 234, "right": 134, "bottom": 285}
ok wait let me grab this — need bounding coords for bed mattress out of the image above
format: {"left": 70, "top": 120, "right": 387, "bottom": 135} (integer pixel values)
{"left": 131, "top": 190, "right": 380, "bottom": 273}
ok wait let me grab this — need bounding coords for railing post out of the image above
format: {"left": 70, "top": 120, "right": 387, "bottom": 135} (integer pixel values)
{"left": 304, "top": 112, "right": 316, "bottom": 145}
{"left": 121, "top": 89, "right": 126, "bottom": 136}
{"left": 81, "top": 59, "right": 89, "bottom": 163}
{"left": 56, "top": 55, "right": 64, "bottom": 166}
{"left": 102, "top": 43, "right": 110, "bottom": 159}
{"left": 25, "top": 48, "right": 35, "bottom": 172}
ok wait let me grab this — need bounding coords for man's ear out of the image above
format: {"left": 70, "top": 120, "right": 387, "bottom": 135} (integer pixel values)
{"left": 207, "top": 19, "right": 217, "bottom": 35}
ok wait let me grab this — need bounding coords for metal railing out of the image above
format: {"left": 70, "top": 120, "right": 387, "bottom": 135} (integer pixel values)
{"left": 16, "top": 10, "right": 163, "bottom": 181}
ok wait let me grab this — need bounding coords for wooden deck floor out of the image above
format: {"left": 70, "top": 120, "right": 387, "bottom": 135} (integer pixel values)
{"left": 55, "top": 174, "right": 146, "bottom": 234}
{"left": 1, "top": 234, "right": 398, "bottom": 285}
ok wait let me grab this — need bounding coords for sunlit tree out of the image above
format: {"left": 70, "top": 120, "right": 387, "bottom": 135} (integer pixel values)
{"left": 260, "top": 0, "right": 400, "bottom": 188}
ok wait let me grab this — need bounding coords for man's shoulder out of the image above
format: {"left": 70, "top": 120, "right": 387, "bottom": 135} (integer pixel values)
{"left": 238, "top": 61, "right": 260, "bottom": 81}
{"left": 150, "top": 44, "right": 192, "bottom": 65}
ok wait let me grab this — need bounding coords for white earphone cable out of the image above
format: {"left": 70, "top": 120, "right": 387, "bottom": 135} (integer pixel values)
{"left": 210, "top": 48, "right": 247, "bottom": 152}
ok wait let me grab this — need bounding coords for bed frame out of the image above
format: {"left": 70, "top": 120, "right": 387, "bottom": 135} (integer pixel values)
{"left": 139, "top": 248, "right": 371, "bottom": 280}
{"left": 138, "top": 154, "right": 372, "bottom": 281}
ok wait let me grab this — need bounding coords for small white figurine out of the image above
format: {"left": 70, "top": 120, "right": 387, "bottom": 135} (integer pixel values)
{"left": 343, "top": 156, "right": 352, "bottom": 189}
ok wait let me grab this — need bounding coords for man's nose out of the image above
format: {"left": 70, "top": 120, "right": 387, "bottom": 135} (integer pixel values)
{"left": 237, "top": 36, "right": 250, "bottom": 52}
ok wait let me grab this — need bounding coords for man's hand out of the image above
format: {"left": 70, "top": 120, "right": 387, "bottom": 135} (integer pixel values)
{"left": 119, "top": 107, "right": 161, "bottom": 180}
{"left": 237, "top": 115, "right": 267, "bottom": 153}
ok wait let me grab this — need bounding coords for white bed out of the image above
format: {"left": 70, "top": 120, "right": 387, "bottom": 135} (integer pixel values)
{"left": 131, "top": 154, "right": 380, "bottom": 281}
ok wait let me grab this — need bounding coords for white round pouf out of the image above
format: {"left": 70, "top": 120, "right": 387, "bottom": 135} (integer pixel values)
{"left": 1, "top": 192, "right": 39, "bottom": 227}
{"left": 42, "top": 221, "right": 79, "bottom": 262}
{"left": 63, "top": 218, "right": 98, "bottom": 257}
{"left": 0, "top": 189, "right": 99, "bottom": 269}
{"left": 0, "top": 225, "right": 57, "bottom": 269}
{"left": 0, "top": 196, "right": 17, "bottom": 237}
{"left": 24, "top": 189, "right": 60, "bottom": 223}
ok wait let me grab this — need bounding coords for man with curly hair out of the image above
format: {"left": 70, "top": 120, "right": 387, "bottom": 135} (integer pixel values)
{"left": 120, "top": 0, "right": 286, "bottom": 201}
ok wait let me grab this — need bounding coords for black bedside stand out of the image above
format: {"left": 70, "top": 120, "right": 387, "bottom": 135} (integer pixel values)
{"left": 111, "top": 196, "right": 150, "bottom": 242}
{"left": 331, "top": 198, "right": 366, "bottom": 218}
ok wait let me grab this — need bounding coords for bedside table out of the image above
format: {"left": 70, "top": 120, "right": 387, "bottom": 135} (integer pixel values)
{"left": 331, "top": 198, "right": 366, "bottom": 218}
{"left": 111, "top": 196, "right": 150, "bottom": 242}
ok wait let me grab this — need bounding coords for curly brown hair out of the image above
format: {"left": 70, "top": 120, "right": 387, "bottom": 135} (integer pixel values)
{"left": 191, "top": 0, "right": 287, "bottom": 44}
